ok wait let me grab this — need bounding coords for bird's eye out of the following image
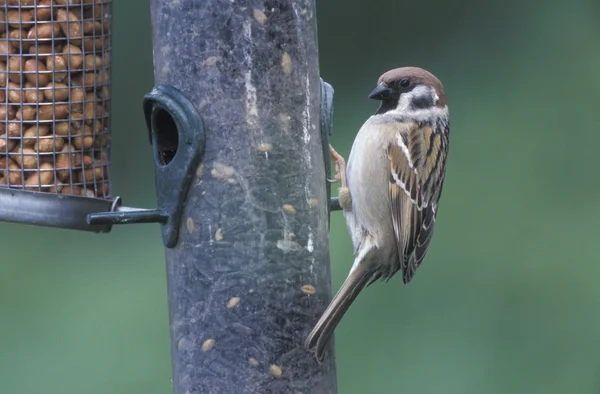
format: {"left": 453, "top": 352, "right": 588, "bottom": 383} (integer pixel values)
{"left": 400, "top": 78, "right": 410, "bottom": 88}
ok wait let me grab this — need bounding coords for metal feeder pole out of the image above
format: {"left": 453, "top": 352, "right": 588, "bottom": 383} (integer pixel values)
{"left": 91, "top": 1, "right": 339, "bottom": 391}
{"left": 147, "top": 1, "right": 337, "bottom": 393}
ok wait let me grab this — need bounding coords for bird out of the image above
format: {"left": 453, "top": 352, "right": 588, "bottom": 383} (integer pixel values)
{"left": 305, "top": 66, "right": 450, "bottom": 361}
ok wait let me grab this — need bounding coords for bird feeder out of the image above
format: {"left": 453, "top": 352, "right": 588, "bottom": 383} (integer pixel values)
{"left": 0, "top": 0, "right": 114, "bottom": 232}
{"left": 0, "top": 0, "right": 341, "bottom": 393}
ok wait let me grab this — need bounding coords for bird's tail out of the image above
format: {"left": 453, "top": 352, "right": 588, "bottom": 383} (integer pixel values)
{"left": 305, "top": 262, "right": 374, "bottom": 361}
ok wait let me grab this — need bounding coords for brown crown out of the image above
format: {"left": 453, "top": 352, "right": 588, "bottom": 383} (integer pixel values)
{"left": 378, "top": 66, "right": 447, "bottom": 107}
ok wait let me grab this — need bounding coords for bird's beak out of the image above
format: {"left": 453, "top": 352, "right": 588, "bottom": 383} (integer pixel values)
{"left": 368, "top": 84, "right": 393, "bottom": 100}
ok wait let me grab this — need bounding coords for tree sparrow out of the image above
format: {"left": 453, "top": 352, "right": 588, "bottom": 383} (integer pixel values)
{"left": 306, "top": 67, "right": 450, "bottom": 361}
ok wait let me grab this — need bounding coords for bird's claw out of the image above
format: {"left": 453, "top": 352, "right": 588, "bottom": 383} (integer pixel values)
{"left": 329, "top": 144, "right": 347, "bottom": 187}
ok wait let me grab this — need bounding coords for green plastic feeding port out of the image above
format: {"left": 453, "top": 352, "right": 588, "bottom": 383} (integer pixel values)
{"left": 86, "top": 84, "right": 206, "bottom": 248}
{"left": 0, "top": 1, "right": 115, "bottom": 233}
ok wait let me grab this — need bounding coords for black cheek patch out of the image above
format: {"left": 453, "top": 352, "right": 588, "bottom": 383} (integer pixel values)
{"left": 411, "top": 95, "right": 434, "bottom": 110}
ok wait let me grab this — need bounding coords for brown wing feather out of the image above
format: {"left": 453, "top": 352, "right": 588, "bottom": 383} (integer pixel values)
{"left": 387, "top": 122, "right": 449, "bottom": 284}
{"left": 388, "top": 139, "right": 416, "bottom": 279}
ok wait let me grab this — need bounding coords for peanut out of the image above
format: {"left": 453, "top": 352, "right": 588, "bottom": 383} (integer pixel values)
{"left": 24, "top": 162, "right": 54, "bottom": 188}
{"left": 8, "top": 56, "right": 23, "bottom": 84}
{"left": 28, "top": 43, "right": 55, "bottom": 57}
{"left": 63, "top": 44, "right": 83, "bottom": 70}
{"left": 60, "top": 185, "right": 82, "bottom": 195}
{"left": 35, "top": 135, "right": 65, "bottom": 153}
{"left": 22, "top": 125, "right": 49, "bottom": 147}
{"left": 35, "top": 0, "right": 54, "bottom": 22}
{"left": 46, "top": 55, "right": 68, "bottom": 82}
{"left": 70, "top": 87, "right": 84, "bottom": 112}
{"left": 0, "top": 157, "right": 23, "bottom": 186}
{"left": 73, "top": 124, "right": 93, "bottom": 149}
{"left": 11, "top": 147, "right": 38, "bottom": 169}
{"left": 38, "top": 103, "right": 69, "bottom": 120}
{"left": 0, "top": 136, "right": 15, "bottom": 152}
{"left": 0, "top": 41, "right": 15, "bottom": 56}
{"left": 0, "top": 62, "right": 6, "bottom": 87}
{"left": 8, "top": 29, "right": 29, "bottom": 50}
{"left": 84, "top": 54, "right": 103, "bottom": 70}
{"left": 82, "top": 166, "right": 103, "bottom": 182}
{"left": 7, "top": 10, "right": 33, "bottom": 28}
{"left": 57, "top": 9, "right": 82, "bottom": 40}
{"left": 70, "top": 112, "right": 84, "bottom": 128}
{"left": 54, "top": 122, "right": 70, "bottom": 136}
{"left": 24, "top": 82, "right": 45, "bottom": 103}
{"left": 83, "top": 37, "right": 108, "bottom": 51}
{"left": 44, "top": 82, "right": 69, "bottom": 102}
{"left": 16, "top": 105, "right": 36, "bottom": 121}
{"left": 7, "top": 81, "right": 22, "bottom": 103}
{"left": 0, "top": 104, "right": 16, "bottom": 121}
{"left": 6, "top": 121, "right": 21, "bottom": 137}
{"left": 83, "top": 21, "right": 103, "bottom": 36}
{"left": 24, "top": 59, "right": 50, "bottom": 86}
{"left": 27, "top": 22, "right": 61, "bottom": 40}
{"left": 83, "top": 4, "right": 104, "bottom": 19}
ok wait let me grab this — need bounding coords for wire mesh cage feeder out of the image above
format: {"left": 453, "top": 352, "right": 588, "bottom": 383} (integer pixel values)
{"left": 0, "top": 0, "right": 114, "bottom": 232}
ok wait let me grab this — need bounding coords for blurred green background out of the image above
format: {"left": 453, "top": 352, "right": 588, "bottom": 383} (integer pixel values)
{"left": 1, "top": 0, "right": 600, "bottom": 393}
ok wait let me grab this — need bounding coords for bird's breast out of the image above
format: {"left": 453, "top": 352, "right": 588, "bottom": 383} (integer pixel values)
{"left": 345, "top": 120, "right": 396, "bottom": 246}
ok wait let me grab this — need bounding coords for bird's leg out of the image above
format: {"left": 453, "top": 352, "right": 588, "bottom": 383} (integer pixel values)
{"left": 329, "top": 144, "right": 347, "bottom": 187}
{"left": 329, "top": 144, "right": 352, "bottom": 211}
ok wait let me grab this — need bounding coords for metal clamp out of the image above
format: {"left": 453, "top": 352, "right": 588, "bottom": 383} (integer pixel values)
{"left": 88, "top": 85, "right": 205, "bottom": 248}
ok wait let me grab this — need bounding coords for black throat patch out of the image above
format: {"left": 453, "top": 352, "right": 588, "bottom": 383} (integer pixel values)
{"left": 375, "top": 99, "right": 399, "bottom": 115}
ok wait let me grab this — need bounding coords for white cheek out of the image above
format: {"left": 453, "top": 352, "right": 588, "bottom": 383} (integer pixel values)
{"left": 396, "top": 94, "right": 412, "bottom": 112}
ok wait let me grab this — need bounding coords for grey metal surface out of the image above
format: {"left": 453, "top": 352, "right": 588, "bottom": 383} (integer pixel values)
{"left": 149, "top": 1, "right": 337, "bottom": 393}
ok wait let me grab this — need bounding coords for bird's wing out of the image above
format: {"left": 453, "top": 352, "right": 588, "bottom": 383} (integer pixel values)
{"left": 388, "top": 121, "right": 449, "bottom": 284}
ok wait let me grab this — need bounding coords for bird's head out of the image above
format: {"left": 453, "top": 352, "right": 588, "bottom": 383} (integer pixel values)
{"left": 368, "top": 67, "right": 447, "bottom": 116}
